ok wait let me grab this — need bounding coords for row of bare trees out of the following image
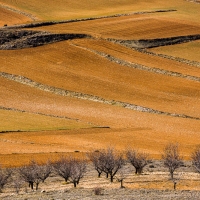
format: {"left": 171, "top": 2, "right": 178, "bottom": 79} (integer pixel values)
{"left": 1, "top": 144, "right": 200, "bottom": 193}
{"left": 88, "top": 144, "right": 200, "bottom": 188}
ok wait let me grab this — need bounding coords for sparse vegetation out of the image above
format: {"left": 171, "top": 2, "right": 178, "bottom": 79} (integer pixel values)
{"left": 94, "top": 187, "right": 103, "bottom": 195}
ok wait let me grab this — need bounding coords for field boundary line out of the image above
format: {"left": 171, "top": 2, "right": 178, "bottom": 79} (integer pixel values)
{"left": 0, "top": 105, "right": 80, "bottom": 121}
{"left": 0, "top": 105, "right": 97, "bottom": 127}
{"left": 137, "top": 48, "right": 200, "bottom": 68}
{"left": 1, "top": 9, "right": 177, "bottom": 29}
{"left": 70, "top": 40, "right": 200, "bottom": 83}
{"left": 0, "top": 72, "right": 199, "bottom": 120}
{"left": 0, "top": 3, "right": 38, "bottom": 21}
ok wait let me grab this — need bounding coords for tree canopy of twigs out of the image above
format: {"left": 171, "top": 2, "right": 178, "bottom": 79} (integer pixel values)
{"left": 162, "top": 143, "right": 183, "bottom": 179}
{"left": 53, "top": 157, "right": 86, "bottom": 187}
{"left": 89, "top": 147, "right": 125, "bottom": 182}
{"left": 191, "top": 146, "right": 200, "bottom": 173}
{"left": 126, "top": 149, "right": 150, "bottom": 174}
{"left": 87, "top": 151, "right": 104, "bottom": 178}
{"left": 18, "top": 160, "right": 52, "bottom": 190}
{"left": 0, "top": 167, "right": 12, "bottom": 193}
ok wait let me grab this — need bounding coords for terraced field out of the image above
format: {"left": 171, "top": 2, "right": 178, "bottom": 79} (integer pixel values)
{"left": 0, "top": 0, "right": 200, "bottom": 172}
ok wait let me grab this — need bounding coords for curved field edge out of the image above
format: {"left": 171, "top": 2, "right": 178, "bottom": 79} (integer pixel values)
{"left": 150, "top": 40, "right": 200, "bottom": 63}
{"left": 0, "top": 108, "right": 94, "bottom": 132}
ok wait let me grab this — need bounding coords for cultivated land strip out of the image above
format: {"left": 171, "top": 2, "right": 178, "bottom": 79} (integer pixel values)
{"left": 1, "top": 9, "right": 176, "bottom": 29}
{"left": 0, "top": 72, "right": 199, "bottom": 120}
{"left": 71, "top": 41, "right": 200, "bottom": 83}
{"left": 137, "top": 48, "right": 200, "bottom": 68}
{"left": 0, "top": 3, "right": 38, "bottom": 21}
{"left": 0, "top": 106, "right": 80, "bottom": 122}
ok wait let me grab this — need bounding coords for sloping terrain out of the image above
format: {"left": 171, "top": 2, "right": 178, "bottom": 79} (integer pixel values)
{"left": 0, "top": 6, "right": 31, "bottom": 27}
{"left": 30, "top": 14, "right": 200, "bottom": 40}
{"left": 0, "top": 0, "right": 200, "bottom": 170}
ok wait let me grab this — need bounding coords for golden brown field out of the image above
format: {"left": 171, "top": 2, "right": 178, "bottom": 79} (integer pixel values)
{"left": 151, "top": 40, "right": 200, "bottom": 62}
{"left": 0, "top": 0, "right": 200, "bottom": 173}
{"left": 0, "top": 7, "right": 31, "bottom": 26}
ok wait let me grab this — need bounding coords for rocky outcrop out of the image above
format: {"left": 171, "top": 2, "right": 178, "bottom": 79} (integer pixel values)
{"left": 109, "top": 35, "right": 200, "bottom": 49}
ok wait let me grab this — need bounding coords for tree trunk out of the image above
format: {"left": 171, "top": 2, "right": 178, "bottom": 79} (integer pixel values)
{"left": 64, "top": 178, "right": 68, "bottom": 183}
{"left": 29, "top": 182, "right": 34, "bottom": 190}
{"left": 106, "top": 173, "right": 109, "bottom": 178}
{"left": 98, "top": 172, "right": 102, "bottom": 178}
{"left": 170, "top": 171, "right": 174, "bottom": 179}
{"left": 36, "top": 183, "right": 39, "bottom": 190}
{"left": 138, "top": 168, "right": 143, "bottom": 174}
{"left": 73, "top": 182, "right": 77, "bottom": 188}
{"left": 173, "top": 181, "right": 177, "bottom": 190}
{"left": 110, "top": 175, "right": 114, "bottom": 182}
{"left": 120, "top": 180, "right": 123, "bottom": 188}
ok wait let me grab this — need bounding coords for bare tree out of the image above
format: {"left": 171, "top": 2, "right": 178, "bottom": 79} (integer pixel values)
{"left": 53, "top": 156, "right": 86, "bottom": 187}
{"left": 162, "top": 143, "right": 183, "bottom": 179}
{"left": 18, "top": 161, "right": 38, "bottom": 190}
{"left": 53, "top": 157, "right": 72, "bottom": 183}
{"left": 0, "top": 167, "right": 12, "bottom": 192}
{"left": 99, "top": 147, "right": 125, "bottom": 182}
{"left": 115, "top": 168, "right": 127, "bottom": 188}
{"left": 12, "top": 177, "right": 24, "bottom": 194}
{"left": 126, "top": 149, "right": 150, "bottom": 174}
{"left": 19, "top": 160, "right": 51, "bottom": 190}
{"left": 36, "top": 161, "right": 52, "bottom": 183}
{"left": 87, "top": 151, "right": 104, "bottom": 178}
{"left": 191, "top": 146, "right": 200, "bottom": 173}
{"left": 69, "top": 158, "right": 86, "bottom": 187}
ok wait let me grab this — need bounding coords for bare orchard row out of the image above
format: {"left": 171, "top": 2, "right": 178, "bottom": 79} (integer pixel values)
{"left": 0, "top": 143, "right": 200, "bottom": 193}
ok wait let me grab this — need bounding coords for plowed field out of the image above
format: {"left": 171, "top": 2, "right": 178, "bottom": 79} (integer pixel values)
{"left": 32, "top": 15, "right": 200, "bottom": 40}
{"left": 0, "top": 41, "right": 200, "bottom": 118}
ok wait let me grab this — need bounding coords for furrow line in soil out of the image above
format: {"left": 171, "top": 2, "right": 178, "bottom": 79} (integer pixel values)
{"left": 0, "top": 72, "right": 199, "bottom": 120}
